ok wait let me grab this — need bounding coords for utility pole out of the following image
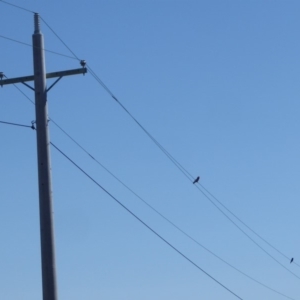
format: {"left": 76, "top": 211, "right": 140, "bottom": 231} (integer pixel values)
{"left": 33, "top": 13, "right": 57, "bottom": 300}
{"left": 1, "top": 13, "right": 87, "bottom": 300}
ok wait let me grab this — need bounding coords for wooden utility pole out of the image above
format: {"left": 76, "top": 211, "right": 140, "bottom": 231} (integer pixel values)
{"left": 1, "top": 13, "right": 87, "bottom": 300}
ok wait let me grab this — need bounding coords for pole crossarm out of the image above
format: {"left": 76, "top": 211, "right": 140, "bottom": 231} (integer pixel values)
{"left": 0, "top": 67, "right": 87, "bottom": 86}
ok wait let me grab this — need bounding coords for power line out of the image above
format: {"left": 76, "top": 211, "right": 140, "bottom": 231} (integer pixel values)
{"left": 50, "top": 141, "right": 244, "bottom": 300}
{"left": 50, "top": 102, "right": 300, "bottom": 280}
{"left": 194, "top": 184, "right": 300, "bottom": 280}
{"left": 10, "top": 84, "right": 34, "bottom": 105}
{"left": 0, "top": 120, "right": 34, "bottom": 129}
{"left": 0, "top": 0, "right": 35, "bottom": 14}
{"left": 26, "top": 16, "right": 195, "bottom": 186}
{"left": 8, "top": 79, "right": 293, "bottom": 299}
{"left": 84, "top": 66, "right": 300, "bottom": 274}
{"left": 0, "top": 3, "right": 79, "bottom": 60}
{"left": 0, "top": 4, "right": 295, "bottom": 298}
{"left": 0, "top": 34, "right": 34, "bottom": 48}
{"left": 40, "top": 16, "right": 81, "bottom": 61}
{"left": 87, "top": 64, "right": 194, "bottom": 184}
{"left": 81, "top": 62, "right": 300, "bottom": 276}
{"left": 2, "top": 84, "right": 297, "bottom": 300}
{"left": 7, "top": 12, "right": 300, "bottom": 282}
{"left": 49, "top": 63, "right": 300, "bottom": 273}
{"left": 1, "top": 74, "right": 35, "bottom": 105}
{"left": 0, "top": 34, "right": 77, "bottom": 60}
{"left": 8, "top": 15, "right": 300, "bottom": 276}
{"left": 84, "top": 66, "right": 300, "bottom": 275}
{"left": 199, "top": 183, "right": 300, "bottom": 269}
{"left": 29, "top": 9, "right": 200, "bottom": 185}
{"left": 49, "top": 121, "right": 297, "bottom": 300}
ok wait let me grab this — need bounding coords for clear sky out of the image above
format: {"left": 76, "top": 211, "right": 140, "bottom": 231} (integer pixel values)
{"left": 0, "top": 1, "right": 300, "bottom": 299}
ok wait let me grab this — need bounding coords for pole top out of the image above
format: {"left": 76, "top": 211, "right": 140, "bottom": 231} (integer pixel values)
{"left": 34, "top": 13, "right": 41, "bottom": 34}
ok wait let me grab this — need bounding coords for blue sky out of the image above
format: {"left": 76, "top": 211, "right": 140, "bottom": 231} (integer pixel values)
{"left": 1, "top": 1, "right": 300, "bottom": 299}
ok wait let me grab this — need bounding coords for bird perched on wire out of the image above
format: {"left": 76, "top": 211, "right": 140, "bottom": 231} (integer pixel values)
{"left": 290, "top": 258, "right": 294, "bottom": 263}
{"left": 193, "top": 176, "right": 200, "bottom": 184}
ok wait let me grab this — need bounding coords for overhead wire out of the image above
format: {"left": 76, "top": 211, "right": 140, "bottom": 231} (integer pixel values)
{"left": 86, "top": 64, "right": 193, "bottom": 183}
{"left": 0, "top": 0, "right": 35, "bottom": 14}
{"left": 40, "top": 16, "right": 81, "bottom": 61}
{"left": 50, "top": 60, "right": 300, "bottom": 276}
{"left": 83, "top": 64, "right": 300, "bottom": 272}
{"left": 49, "top": 120, "right": 297, "bottom": 300}
{"left": 0, "top": 120, "right": 34, "bottom": 129}
{"left": 0, "top": 104, "right": 295, "bottom": 299}
{"left": 85, "top": 75, "right": 299, "bottom": 275}
{"left": 50, "top": 141, "right": 244, "bottom": 300}
{"left": 8, "top": 13, "right": 298, "bottom": 277}
{"left": 200, "top": 183, "right": 300, "bottom": 268}
{"left": 2, "top": 9, "right": 299, "bottom": 295}
{"left": 10, "top": 85, "right": 34, "bottom": 105}
{"left": 2, "top": 75, "right": 238, "bottom": 298}
{"left": 8, "top": 70, "right": 291, "bottom": 297}
{"left": 1, "top": 74, "right": 34, "bottom": 105}
{"left": 36, "top": 15, "right": 193, "bottom": 185}
{"left": 0, "top": 73, "right": 34, "bottom": 128}
{"left": 0, "top": 59, "right": 243, "bottom": 300}
{"left": 0, "top": 89, "right": 297, "bottom": 297}
{"left": 6, "top": 84, "right": 295, "bottom": 300}
{"left": 0, "top": 34, "right": 77, "bottom": 60}
{"left": 52, "top": 62, "right": 300, "bottom": 273}
{"left": 194, "top": 184, "right": 300, "bottom": 279}
{"left": 68, "top": 52, "right": 300, "bottom": 273}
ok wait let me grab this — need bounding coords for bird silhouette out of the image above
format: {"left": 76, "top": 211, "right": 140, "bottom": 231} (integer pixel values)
{"left": 290, "top": 258, "right": 294, "bottom": 263}
{"left": 193, "top": 176, "right": 200, "bottom": 184}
